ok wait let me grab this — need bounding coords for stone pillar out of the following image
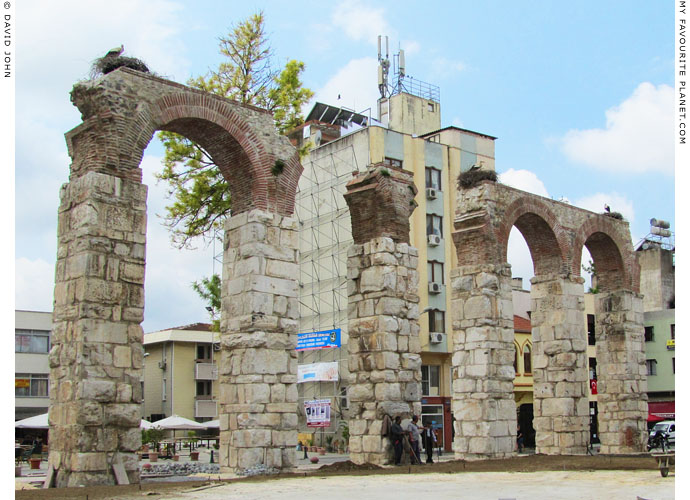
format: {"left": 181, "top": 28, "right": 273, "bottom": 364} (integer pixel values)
{"left": 594, "top": 291, "right": 648, "bottom": 453}
{"left": 343, "top": 164, "right": 421, "bottom": 465}
{"left": 49, "top": 171, "right": 147, "bottom": 487}
{"left": 530, "top": 275, "right": 590, "bottom": 454}
{"left": 450, "top": 264, "right": 516, "bottom": 460}
{"left": 346, "top": 238, "right": 422, "bottom": 464}
{"left": 218, "top": 209, "right": 299, "bottom": 473}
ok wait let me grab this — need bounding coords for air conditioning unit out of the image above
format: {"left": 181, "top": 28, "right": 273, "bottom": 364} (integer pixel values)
{"left": 158, "top": 361, "right": 167, "bottom": 370}
{"left": 426, "top": 188, "right": 438, "bottom": 199}
{"left": 430, "top": 332, "right": 444, "bottom": 344}
{"left": 428, "top": 234, "right": 441, "bottom": 246}
{"left": 428, "top": 282, "right": 441, "bottom": 294}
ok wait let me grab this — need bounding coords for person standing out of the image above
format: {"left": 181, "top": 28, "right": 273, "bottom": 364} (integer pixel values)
{"left": 423, "top": 423, "right": 437, "bottom": 463}
{"left": 390, "top": 416, "right": 404, "bottom": 465}
{"left": 407, "top": 415, "right": 422, "bottom": 464}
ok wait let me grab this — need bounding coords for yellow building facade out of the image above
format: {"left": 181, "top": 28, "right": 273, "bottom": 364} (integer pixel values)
{"left": 142, "top": 323, "right": 219, "bottom": 423}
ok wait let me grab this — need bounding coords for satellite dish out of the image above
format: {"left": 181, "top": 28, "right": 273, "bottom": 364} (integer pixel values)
{"left": 314, "top": 129, "right": 322, "bottom": 147}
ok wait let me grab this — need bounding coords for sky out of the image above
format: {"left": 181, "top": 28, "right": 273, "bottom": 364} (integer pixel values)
{"left": 8, "top": 0, "right": 678, "bottom": 334}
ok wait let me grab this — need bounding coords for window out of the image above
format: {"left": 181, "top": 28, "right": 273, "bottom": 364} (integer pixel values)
{"left": 196, "top": 344, "right": 212, "bottom": 361}
{"left": 429, "top": 309, "right": 445, "bottom": 333}
{"left": 588, "top": 357, "right": 597, "bottom": 381}
{"left": 427, "top": 102, "right": 435, "bottom": 112}
{"left": 421, "top": 365, "right": 440, "bottom": 396}
{"left": 196, "top": 380, "right": 212, "bottom": 397}
{"left": 427, "top": 261, "right": 444, "bottom": 284}
{"left": 672, "top": 357, "right": 675, "bottom": 374}
{"left": 426, "top": 214, "right": 443, "bottom": 236}
{"left": 587, "top": 314, "right": 596, "bottom": 346}
{"left": 671, "top": 324, "right": 675, "bottom": 340}
{"left": 646, "top": 359, "right": 658, "bottom": 376}
{"left": 425, "top": 167, "right": 442, "bottom": 190}
{"left": 15, "top": 329, "right": 50, "bottom": 353}
{"left": 383, "top": 157, "right": 402, "bottom": 169}
{"left": 513, "top": 343, "right": 520, "bottom": 374}
{"left": 644, "top": 326, "right": 655, "bottom": 342}
{"left": 339, "top": 386, "right": 349, "bottom": 410}
{"left": 523, "top": 344, "right": 532, "bottom": 374}
{"left": 15, "top": 373, "right": 48, "bottom": 397}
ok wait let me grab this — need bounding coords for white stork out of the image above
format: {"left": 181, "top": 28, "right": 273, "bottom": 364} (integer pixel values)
{"left": 104, "top": 45, "right": 124, "bottom": 58}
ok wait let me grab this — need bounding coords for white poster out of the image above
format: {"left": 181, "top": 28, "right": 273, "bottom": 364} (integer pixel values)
{"left": 297, "top": 362, "right": 339, "bottom": 383}
{"left": 304, "top": 399, "right": 331, "bottom": 428}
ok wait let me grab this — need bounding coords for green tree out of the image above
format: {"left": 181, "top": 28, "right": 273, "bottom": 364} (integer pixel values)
{"left": 156, "top": 11, "right": 313, "bottom": 248}
{"left": 192, "top": 274, "right": 222, "bottom": 332}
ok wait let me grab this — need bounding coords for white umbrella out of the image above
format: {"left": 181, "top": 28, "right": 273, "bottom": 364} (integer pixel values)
{"left": 150, "top": 414, "right": 207, "bottom": 431}
{"left": 15, "top": 413, "right": 49, "bottom": 429}
{"left": 205, "top": 419, "right": 219, "bottom": 429}
{"left": 140, "top": 419, "right": 154, "bottom": 429}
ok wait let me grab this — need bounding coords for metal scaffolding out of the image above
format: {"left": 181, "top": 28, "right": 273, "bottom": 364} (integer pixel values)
{"left": 295, "top": 136, "right": 369, "bottom": 442}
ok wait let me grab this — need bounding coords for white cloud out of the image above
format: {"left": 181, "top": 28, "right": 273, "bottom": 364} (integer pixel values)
{"left": 314, "top": 57, "right": 380, "bottom": 113}
{"left": 140, "top": 156, "right": 217, "bottom": 332}
{"left": 560, "top": 82, "right": 673, "bottom": 174}
{"left": 573, "top": 192, "right": 635, "bottom": 223}
{"left": 498, "top": 169, "right": 550, "bottom": 198}
{"left": 507, "top": 229, "right": 534, "bottom": 288}
{"left": 331, "top": 1, "right": 394, "bottom": 46}
{"left": 15, "top": 258, "right": 55, "bottom": 312}
{"left": 401, "top": 40, "right": 421, "bottom": 56}
{"left": 430, "top": 57, "right": 466, "bottom": 78}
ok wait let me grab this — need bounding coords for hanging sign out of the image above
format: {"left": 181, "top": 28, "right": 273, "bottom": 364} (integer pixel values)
{"left": 298, "top": 362, "right": 339, "bottom": 383}
{"left": 304, "top": 399, "right": 332, "bottom": 428}
{"left": 296, "top": 329, "right": 341, "bottom": 351}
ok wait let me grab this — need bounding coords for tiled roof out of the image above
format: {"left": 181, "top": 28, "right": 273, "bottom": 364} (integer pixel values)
{"left": 513, "top": 315, "right": 531, "bottom": 333}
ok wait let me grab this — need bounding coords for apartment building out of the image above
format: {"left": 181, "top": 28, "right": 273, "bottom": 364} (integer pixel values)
{"left": 142, "top": 323, "right": 219, "bottom": 422}
{"left": 15, "top": 310, "right": 53, "bottom": 421}
{"left": 290, "top": 67, "right": 496, "bottom": 450}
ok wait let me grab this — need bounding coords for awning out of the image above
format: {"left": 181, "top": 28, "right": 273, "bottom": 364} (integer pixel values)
{"left": 648, "top": 401, "right": 675, "bottom": 422}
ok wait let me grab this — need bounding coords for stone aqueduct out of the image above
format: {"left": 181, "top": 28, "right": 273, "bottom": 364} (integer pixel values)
{"left": 48, "top": 68, "right": 647, "bottom": 486}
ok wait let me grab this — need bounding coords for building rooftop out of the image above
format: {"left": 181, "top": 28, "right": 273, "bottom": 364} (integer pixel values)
{"left": 420, "top": 125, "right": 497, "bottom": 141}
{"left": 513, "top": 315, "right": 532, "bottom": 333}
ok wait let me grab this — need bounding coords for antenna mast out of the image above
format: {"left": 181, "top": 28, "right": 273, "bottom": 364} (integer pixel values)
{"left": 377, "top": 35, "right": 390, "bottom": 98}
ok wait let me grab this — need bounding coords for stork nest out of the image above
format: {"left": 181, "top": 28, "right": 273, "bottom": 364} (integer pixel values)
{"left": 603, "top": 211, "right": 624, "bottom": 220}
{"left": 91, "top": 55, "right": 150, "bottom": 78}
{"left": 457, "top": 169, "right": 498, "bottom": 189}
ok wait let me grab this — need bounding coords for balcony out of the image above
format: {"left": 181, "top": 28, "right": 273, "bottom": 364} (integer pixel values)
{"left": 195, "top": 362, "right": 218, "bottom": 380}
{"left": 195, "top": 399, "right": 218, "bottom": 418}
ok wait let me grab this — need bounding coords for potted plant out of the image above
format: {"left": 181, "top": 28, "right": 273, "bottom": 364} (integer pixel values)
{"left": 29, "top": 457, "right": 42, "bottom": 469}
{"left": 190, "top": 450, "right": 200, "bottom": 461}
{"left": 173, "top": 454, "right": 180, "bottom": 461}
{"left": 310, "top": 456, "right": 319, "bottom": 464}
{"left": 148, "top": 451, "right": 159, "bottom": 462}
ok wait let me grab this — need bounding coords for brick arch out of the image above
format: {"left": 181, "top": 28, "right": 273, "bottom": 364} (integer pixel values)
{"left": 127, "top": 92, "right": 302, "bottom": 217}
{"left": 497, "top": 197, "right": 569, "bottom": 276}
{"left": 572, "top": 218, "right": 638, "bottom": 292}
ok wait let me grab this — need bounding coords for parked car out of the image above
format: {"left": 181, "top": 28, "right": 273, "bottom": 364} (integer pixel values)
{"left": 650, "top": 421, "right": 675, "bottom": 445}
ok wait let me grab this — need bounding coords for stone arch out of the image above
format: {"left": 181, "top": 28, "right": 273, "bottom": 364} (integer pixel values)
{"left": 50, "top": 68, "right": 302, "bottom": 487}
{"left": 497, "top": 197, "right": 568, "bottom": 276}
{"left": 572, "top": 217, "right": 639, "bottom": 293}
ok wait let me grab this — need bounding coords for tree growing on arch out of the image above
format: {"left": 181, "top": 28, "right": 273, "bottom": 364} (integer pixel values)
{"left": 157, "top": 11, "right": 313, "bottom": 248}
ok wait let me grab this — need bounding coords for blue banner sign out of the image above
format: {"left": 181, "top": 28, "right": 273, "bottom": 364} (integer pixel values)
{"left": 296, "top": 328, "right": 341, "bottom": 351}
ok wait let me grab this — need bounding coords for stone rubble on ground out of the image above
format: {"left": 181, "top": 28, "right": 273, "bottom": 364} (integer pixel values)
{"left": 141, "top": 462, "right": 221, "bottom": 476}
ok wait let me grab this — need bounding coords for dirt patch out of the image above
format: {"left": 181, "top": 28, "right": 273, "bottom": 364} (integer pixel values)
{"left": 15, "top": 454, "right": 660, "bottom": 499}
{"left": 317, "top": 460, "right": 383, "bottom": 472}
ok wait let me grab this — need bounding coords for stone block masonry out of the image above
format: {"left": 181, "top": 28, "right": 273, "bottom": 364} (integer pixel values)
{"left": 595, "top": 291, "right": 648, "bottom": 453}
{"left": 344, "top": 165, "right": 421, "bottom": 465}
{"left": 530, "top": 275, "right": 589, "bottom": 454}
{"left": 49, "top": 171, "right": 147, "bottom": 487}
{"left": 218, "top": 209, "right": 300, "bottom": 472}
{"left": 450, "top": 264, "right": 517, "bottom": 460}
{"left": 346, "top": 238, "right": 422, "bottom": 464}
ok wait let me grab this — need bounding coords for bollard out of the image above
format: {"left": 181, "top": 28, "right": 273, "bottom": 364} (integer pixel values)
{"left": 210, "top": 450, "right": 214, "bottom": 464}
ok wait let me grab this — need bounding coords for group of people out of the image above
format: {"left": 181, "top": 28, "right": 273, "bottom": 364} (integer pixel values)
{"left": 389, "top": 415, "right": 437, "bottom": 465}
